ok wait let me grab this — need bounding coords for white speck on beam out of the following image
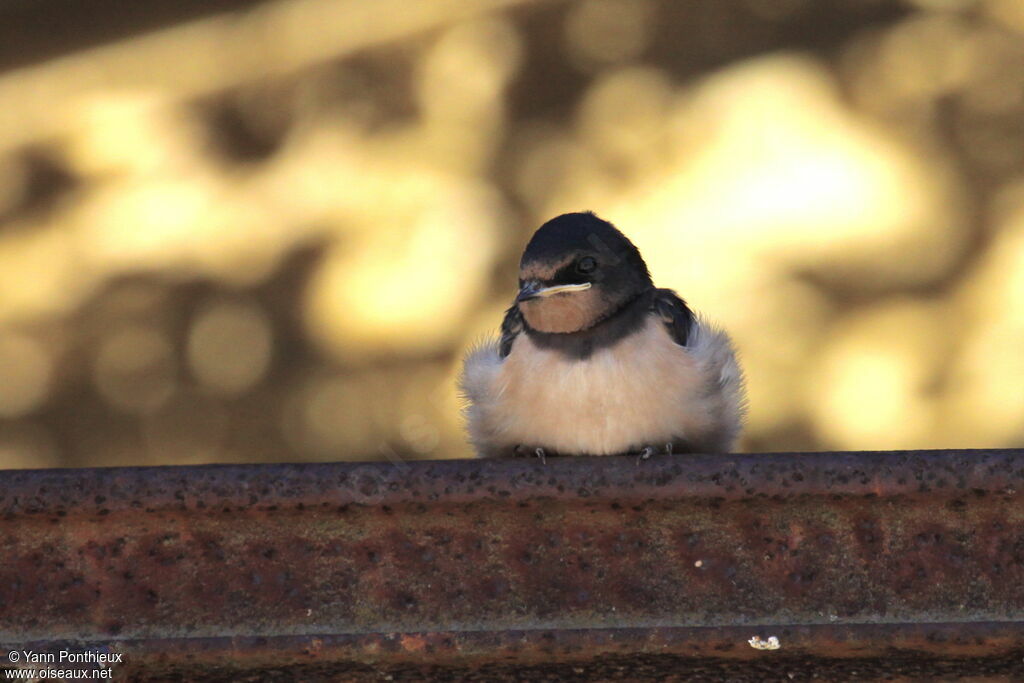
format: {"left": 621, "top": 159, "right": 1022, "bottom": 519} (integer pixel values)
{"left": 748, "top": 635, "right": 781, "bottom": 650}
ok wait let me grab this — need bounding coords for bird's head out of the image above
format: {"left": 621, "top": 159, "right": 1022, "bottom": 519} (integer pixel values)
{"left": 516, "top": 212, "right": 652, "bottom": 334}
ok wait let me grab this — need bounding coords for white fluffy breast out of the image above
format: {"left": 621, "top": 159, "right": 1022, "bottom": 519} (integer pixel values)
{"left": 463, "top": 315, "right": 734, "bottom": 457}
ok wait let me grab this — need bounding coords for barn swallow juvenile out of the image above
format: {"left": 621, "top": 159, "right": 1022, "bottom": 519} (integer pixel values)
{"left": 461, "top": 212, "right": 745, "bottom": 460}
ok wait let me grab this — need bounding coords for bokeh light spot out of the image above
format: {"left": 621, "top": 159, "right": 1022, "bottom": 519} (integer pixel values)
{"left": 565, "top": 0, "right": 654, "bottom": 69}
{"left": 188, "top": 298, "right": 273, "bottom": 395}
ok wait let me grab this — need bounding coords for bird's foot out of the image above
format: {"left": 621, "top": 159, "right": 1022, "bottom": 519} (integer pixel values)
{"left": 635, "top": 446, "right": 656, "bottom": 466}
{"left": 634, "top": 443, "right": 675, "bottom": 465}
{"left": 513, "top": 444, "right": 548, "bottom": 465}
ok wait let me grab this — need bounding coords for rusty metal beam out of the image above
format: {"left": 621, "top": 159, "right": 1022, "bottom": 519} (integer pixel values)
{"left": 2, "top": 449, "right": 1024, "bottom": 679}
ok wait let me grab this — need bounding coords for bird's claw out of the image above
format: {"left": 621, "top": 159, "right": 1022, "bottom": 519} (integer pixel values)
{"left": 635, "top": 443, "right": 677, "bottom": 465}
{"left": 513, "top": 444, "right": 548, "bottom": 464}
{"left": 635, "top": 446, "right": 656, "bottom": 466}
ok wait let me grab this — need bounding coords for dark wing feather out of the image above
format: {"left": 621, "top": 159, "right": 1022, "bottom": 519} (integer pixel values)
{"left": 652, "top": 288, "right": 694, "bottom": 347}
{"left": 499, "top": 305, "right": 524, "bottom": 358}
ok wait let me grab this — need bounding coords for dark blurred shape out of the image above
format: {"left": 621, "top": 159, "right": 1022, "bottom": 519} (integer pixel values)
{"left": 0, "top": 0, "right": 266, "bottom": 71}
{"left": 0, "top": 148, "right": 78, "bottom": 226}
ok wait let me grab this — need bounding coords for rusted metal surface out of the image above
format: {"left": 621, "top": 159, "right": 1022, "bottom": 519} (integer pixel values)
{"left": 2, "top": 449, "right": 1024, "bottom": 680}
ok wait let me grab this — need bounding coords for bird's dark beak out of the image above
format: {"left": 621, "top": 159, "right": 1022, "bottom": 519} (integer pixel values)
{"left": 516, "top": 280, "right": 543, "bottom": 303}
{"left": 517, "top": 279, "right": 592, "bottom": 303}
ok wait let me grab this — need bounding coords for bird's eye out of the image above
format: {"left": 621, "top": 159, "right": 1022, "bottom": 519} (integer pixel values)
{"left": 576, "top": 257, "right": 597, "bottom": 274}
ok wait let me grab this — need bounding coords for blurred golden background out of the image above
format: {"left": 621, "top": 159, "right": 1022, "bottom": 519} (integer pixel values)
{"left": 0, "top": 0, "right": 1021, "bottom": 468}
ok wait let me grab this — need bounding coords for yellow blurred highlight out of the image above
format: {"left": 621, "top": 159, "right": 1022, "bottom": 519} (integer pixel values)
{"left": 987, "top": 0, "right": 1024, "bottom": 32}
{"left": 0, "top": 0, "right": 540, "bottom": 154}
{"left": 877, "top": 14, "right": 975, "bottom": 101}
{"left": 305, "top": 174, "right": 503, "bottom": 359}
{"left": 66, "top": 93, "right": 203, "bottom": 177}
{"left": 577, "top": 66, "right": 674, "bottom": 174}
{"left": 417, "top": 18, "right": 522, "bottom": 173}
{"left": 944, "top": 214, "right": 1024, "bottom": 446}
{"left": 537, "top": 54, "right": 969, "bottom": 449}
{"left": 644, "top": 56, "right": 953, "bottom": 281}
{"left": 809, "top": 301, "right": 948, "bottom": 450}
{"left": 541, "top": 56, "right": 961, "bottom": 305}
{"left": 0, "top": 228, "right": 80, "bottom": 323}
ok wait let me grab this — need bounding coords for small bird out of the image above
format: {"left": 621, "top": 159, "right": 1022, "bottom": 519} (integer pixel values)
{"left": 460, "top": 212, "right": 745, "bottom": 460}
